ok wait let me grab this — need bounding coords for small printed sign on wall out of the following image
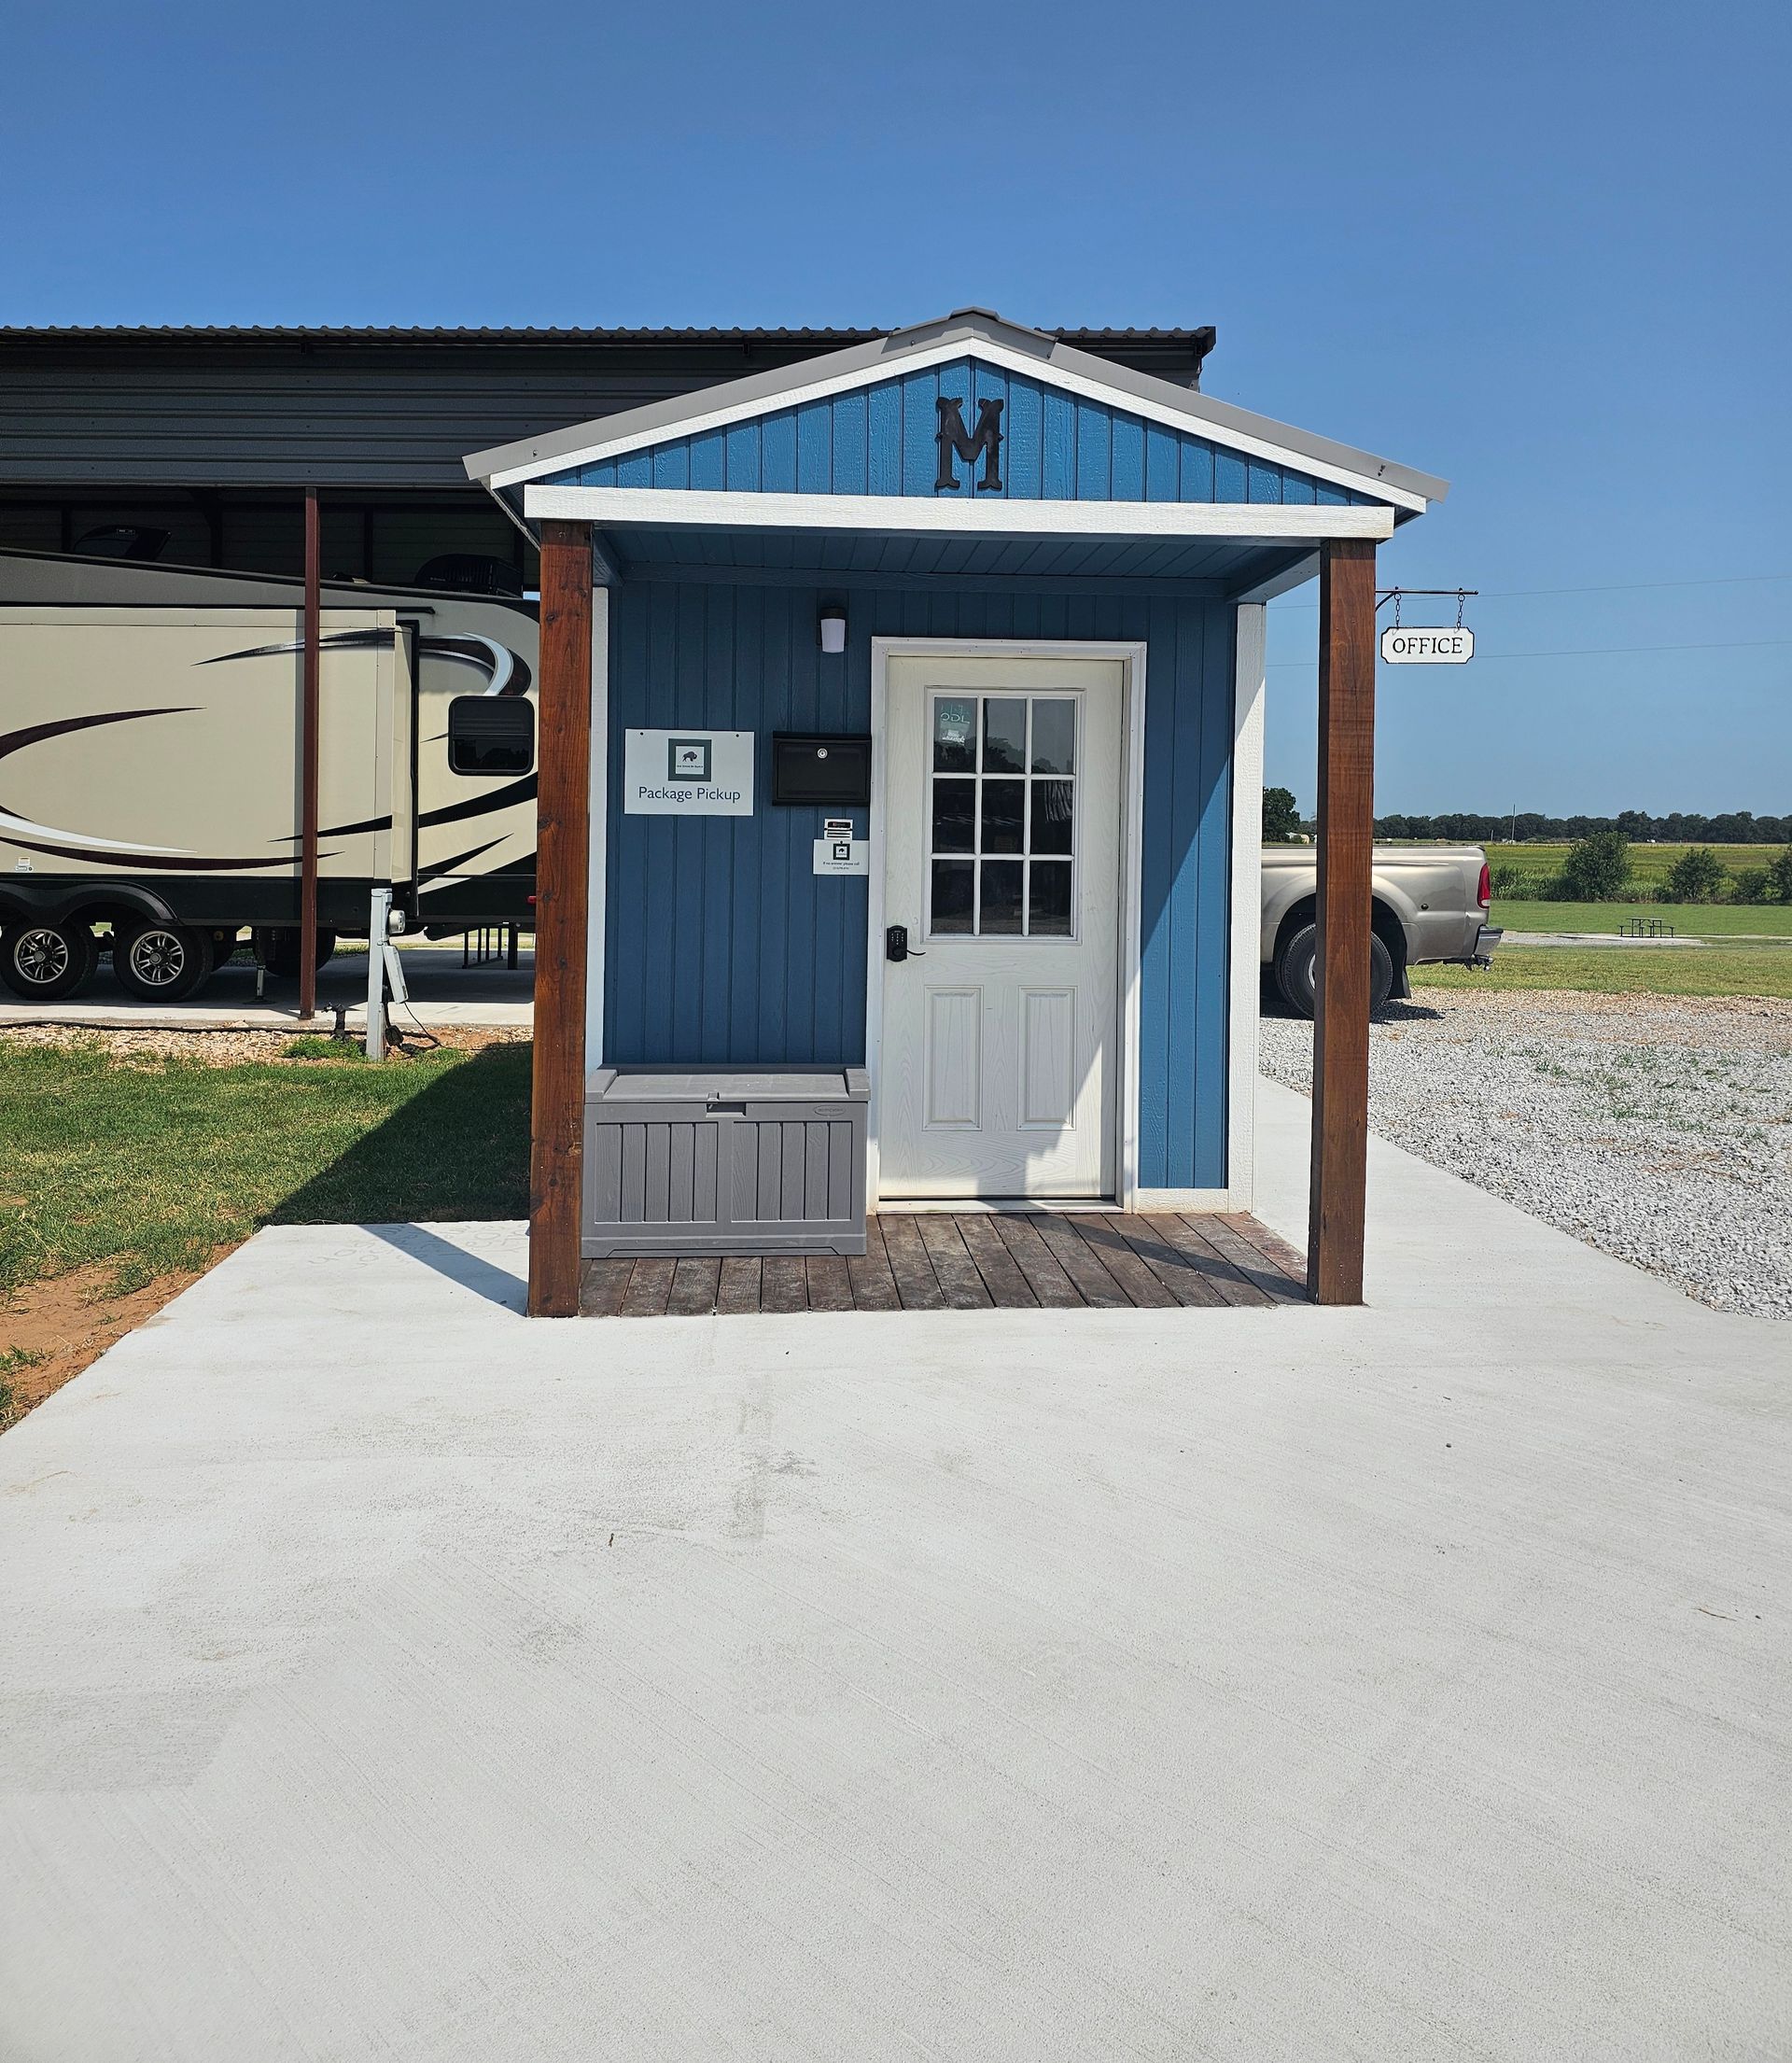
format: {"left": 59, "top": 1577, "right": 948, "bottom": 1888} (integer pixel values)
{"left": 623, "top": 729, "right": 755, "bottom": 814}
{"left": 813, "top": 821, "right": 868, "bottom": 876}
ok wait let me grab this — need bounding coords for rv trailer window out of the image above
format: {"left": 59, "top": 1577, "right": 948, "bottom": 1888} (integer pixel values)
{"left": 448, "top": 696, "right": 535, "bottom": 776}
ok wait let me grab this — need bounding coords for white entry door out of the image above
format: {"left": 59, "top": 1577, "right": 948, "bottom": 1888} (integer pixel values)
{"left": 878, "top": 653, "right": 1124, "bottom": 1199}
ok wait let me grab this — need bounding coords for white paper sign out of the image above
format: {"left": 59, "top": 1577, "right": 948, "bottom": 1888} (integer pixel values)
{"left": 623, "top": 729, "right": 755, "bottom": 814}
{"left": 1380, "top": 626, "right": 1475, "bottom": 666}
{"left": 813, "top": 836, "right": 869, "bottom": 877}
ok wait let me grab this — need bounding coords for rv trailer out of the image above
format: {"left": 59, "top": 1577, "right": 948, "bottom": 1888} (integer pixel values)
{"left": 0, "top": 550, "right": 538, "bottom": 1002}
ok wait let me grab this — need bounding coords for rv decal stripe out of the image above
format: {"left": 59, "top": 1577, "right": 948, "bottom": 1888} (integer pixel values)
{"left": 419, "top": 835, "right": 509, "bottom": 880}
{"left": 0, "top": 707, "right": 201, "bottom": 856}
{"left": 417, "top": 773, "right": 538, "bottom": 831}
{"left": 197, "top": 630, "right": 394, "bottom": 666}
{"left": 0, "top": 834, "right": 335, "bottom": 873}
{"left": 197, "top": 630, "right": 531, "bottom": 698}
{"left": 0, "top": 705, "right": 195, "bottom": 766}
{"left": 280, "top": 772, "right": 535, "bottom": 845}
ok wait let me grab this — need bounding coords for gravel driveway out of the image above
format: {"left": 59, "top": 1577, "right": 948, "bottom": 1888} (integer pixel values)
{"left": 1259, "top": 989, "right": 1792, "bottom": 1319}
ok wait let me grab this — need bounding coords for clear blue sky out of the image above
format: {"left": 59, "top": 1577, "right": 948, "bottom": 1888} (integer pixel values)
{"left": 3, "top": 0, "right": 1785, "bottom": 818}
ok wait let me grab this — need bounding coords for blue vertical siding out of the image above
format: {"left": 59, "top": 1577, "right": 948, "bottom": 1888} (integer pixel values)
{"left": 604, "top": 578, "right": 1235, "bottom": 1189}
{"left": 566, "top": 356, "right": 1378, "bottom": 510}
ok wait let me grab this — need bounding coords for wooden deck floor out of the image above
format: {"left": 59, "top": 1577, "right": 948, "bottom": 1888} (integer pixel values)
{"left": 581, "top": 1212, "right": 1307, "bottom": 1317}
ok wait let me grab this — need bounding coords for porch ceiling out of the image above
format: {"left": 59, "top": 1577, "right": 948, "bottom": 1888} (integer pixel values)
{"left": 590, "top": 520, "right": 1312, "bottom": 594}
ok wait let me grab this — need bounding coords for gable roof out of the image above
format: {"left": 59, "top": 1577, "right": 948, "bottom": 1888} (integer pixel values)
{"left": 465, "top": 308, "right": 1447, "bottom": 514}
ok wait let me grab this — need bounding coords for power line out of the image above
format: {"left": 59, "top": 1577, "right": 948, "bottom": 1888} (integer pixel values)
{"left": 1272, "top": 570, "right": 1792, "bottom": 611}
{"left": 1267, "top": 635, "right": 1792, "bottom": 669}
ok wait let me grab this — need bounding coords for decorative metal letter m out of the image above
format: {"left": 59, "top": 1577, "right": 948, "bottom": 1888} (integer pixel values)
{"left": 935, "top": 396, "right": 1004, "bottom": 492}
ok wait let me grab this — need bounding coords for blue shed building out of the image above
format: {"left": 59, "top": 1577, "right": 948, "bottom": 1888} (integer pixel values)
{"left": 465, "top": 310, "right": 1447, "bottom": 1312}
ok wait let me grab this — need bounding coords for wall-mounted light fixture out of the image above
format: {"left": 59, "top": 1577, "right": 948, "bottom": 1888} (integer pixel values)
{"left": 818, "top": 603, "right": 847, "bottom": 655}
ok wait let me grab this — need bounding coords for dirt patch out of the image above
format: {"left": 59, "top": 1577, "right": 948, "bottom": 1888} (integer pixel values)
{"left": 0, "top": 1023, "right": 528, "bottom": 1067}
{"left": 0, "top": 1258, "right": 222, "bottom": 1429}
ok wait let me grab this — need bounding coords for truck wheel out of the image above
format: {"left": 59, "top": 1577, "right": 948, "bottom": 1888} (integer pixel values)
{"left": 1273, "top": 921, "right": 1393, "bottom": 1019}
{"left": 113, "top": 919, "right": 216, "bottom": 1003}
{"left": 0, "top": 919, "right": 99, "bottom": 1002}
{"left": 252, "top": 925, "right": 337, "bottom": 980}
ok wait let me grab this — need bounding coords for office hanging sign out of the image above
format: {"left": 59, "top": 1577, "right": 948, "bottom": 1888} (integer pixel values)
{"left": 623, "top": 729, "right": 755, "bottom": 814}
{"left": 1380, "top": 625, "right": 1475, "bottom": 665}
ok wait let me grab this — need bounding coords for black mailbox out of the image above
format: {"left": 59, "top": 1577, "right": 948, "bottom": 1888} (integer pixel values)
{"left": 771, "top": 731, "right": 872, "bottom": 807}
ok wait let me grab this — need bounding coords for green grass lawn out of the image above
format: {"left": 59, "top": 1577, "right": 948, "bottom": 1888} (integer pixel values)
{"left": 1416, "top": 948, "right": 1792, "bottom": 1000}
{"left": 1481, "top": 841, "right": 1786, "bottom": 885}
{"left": 0, "top": 1038, "right": 531, "bottom": 1300}
{"left": 1492, "top": 900, "right": 1792, "bottom": 936}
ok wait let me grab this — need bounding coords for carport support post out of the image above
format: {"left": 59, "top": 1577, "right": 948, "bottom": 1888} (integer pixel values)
{"left": 1308, "top": 537, "right": 1377, "bottom": 1305}
{"left": 299, "top": 487, "right": 321, "bottom": 1021}
{"left": 527, "top": 519, "right": 594, "bottom": 1317}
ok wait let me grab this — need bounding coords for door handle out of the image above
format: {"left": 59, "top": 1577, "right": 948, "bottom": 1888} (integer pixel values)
{"left": 886, "top": 924, "right": 925, "bottom": 962}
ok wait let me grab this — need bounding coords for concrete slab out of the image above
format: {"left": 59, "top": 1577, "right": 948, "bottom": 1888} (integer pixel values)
{"left": 1, "top": 1088, "right": 1786, "bottom": 2060}
{"left": 0, "top": 945, "right": 535, "bottom": 1032}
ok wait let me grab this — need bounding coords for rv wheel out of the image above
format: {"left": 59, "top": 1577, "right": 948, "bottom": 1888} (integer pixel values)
{"left": 113, "top": 920, "right": 216, "bottom": 1004}
{"left": 0, "top": 919, "right": 99, "bottom": 1002}
{"left": 252, "top": 925, "right": 338, "bottom": 980}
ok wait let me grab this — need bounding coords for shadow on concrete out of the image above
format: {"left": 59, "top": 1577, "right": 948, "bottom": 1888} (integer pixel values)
{"left": 361, "top": 1223, "right": 526, "bottom": 1313}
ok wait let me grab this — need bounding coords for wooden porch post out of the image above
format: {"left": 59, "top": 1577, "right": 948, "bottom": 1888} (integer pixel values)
{"left": 528, "top": 519, "right": 593, "bottom": 1317}
{"left": 1308, "top": 537, "right": 1377, "bottom": 1305}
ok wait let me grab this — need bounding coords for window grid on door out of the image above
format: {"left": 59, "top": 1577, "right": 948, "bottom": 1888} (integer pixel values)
{"left": 925, "top": 693, "right": 1079, "bottom": 940}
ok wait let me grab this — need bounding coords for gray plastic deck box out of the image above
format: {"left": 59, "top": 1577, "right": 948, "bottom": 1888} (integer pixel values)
{"left": 583, "top": 1066, "right": 869, "bottom": 1256}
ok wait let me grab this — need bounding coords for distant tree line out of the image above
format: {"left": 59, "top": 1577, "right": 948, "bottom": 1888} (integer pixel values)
{"left": 1373, "top": 809, "right": 1791, "bottom": 844}
{"left": 1491, "top": 830, "right": 1792, "bottom": 905}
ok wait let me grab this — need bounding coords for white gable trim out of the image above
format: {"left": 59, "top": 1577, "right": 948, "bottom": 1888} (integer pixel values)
{"left": 522, "top": 484, "right": 1397, "bottom": 542}
{"left": 490, "top": 332, "right": 1428, "bottom": 513}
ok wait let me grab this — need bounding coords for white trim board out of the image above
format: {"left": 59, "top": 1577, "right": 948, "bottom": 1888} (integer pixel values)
{"left": 862, "top": 637, "right": 1148, "bottom": 1214}
{"left": 1225, "top": 604, "right": 1267, "bottom": 1213}
{"left": 584, "top": 586, "right": 610, "bottom": 1071}
{"left": 493, "top": 331, "right": 1431, "bottom": 513}
{"left": 524, "top": 484, "right": 1397, "bottom": 542}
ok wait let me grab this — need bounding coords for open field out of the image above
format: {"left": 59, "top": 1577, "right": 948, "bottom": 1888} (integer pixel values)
{"left": 1481, "top": 841, "right": 1786, "bottom": 883}
{"left": 1416, "top": 948, "right": 1792, "bottom": 999}
{"left": 0, "top": 1031, "right": 530, "bottom": 1424}
{"left": 1492, "top": 900, "right": 1792, "bottom": 936}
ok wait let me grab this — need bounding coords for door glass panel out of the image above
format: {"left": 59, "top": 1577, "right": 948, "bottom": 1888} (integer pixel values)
{"left": 1030, "top": 698, "right": 1076, "bottom": 775}
{"left": 927, "top": 689, "right": 1082, "bottom": 939}
{"left": 980, "top": 860, "right": 1024, "bottom": 934}
{"left": 1029, "top": 862, "right": 1072, "bottom": 936}
{"left": 980, "top": 779, "right": 1024, "bottom": 854}
{"left": 931, "top": 859, "right": 974, "bottom": 933}
{"left": 981, "top": 697, "right": 1028, "bottom": 773}
{"left": 931, "top": 778, "right": 975, "bottom": 853}
{"left": 1031, "top": 779, "right": 1073, "bottom": 855}
{"left": 932, "top": 697, "right": 978, "bottom": 773}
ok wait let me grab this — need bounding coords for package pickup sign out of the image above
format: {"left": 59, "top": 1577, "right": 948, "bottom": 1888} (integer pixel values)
{"left": 623, "top": 729, "right": 755, "bottom": 813}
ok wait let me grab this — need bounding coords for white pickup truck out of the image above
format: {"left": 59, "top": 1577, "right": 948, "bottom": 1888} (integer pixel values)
{"left": 1261, "top": 844, "right": 1501, "bottom": 1015}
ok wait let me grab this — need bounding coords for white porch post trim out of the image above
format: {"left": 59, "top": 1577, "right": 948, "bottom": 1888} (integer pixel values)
{"left": 1226, "top": 602, "right": 1266, "bottom": 1209}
